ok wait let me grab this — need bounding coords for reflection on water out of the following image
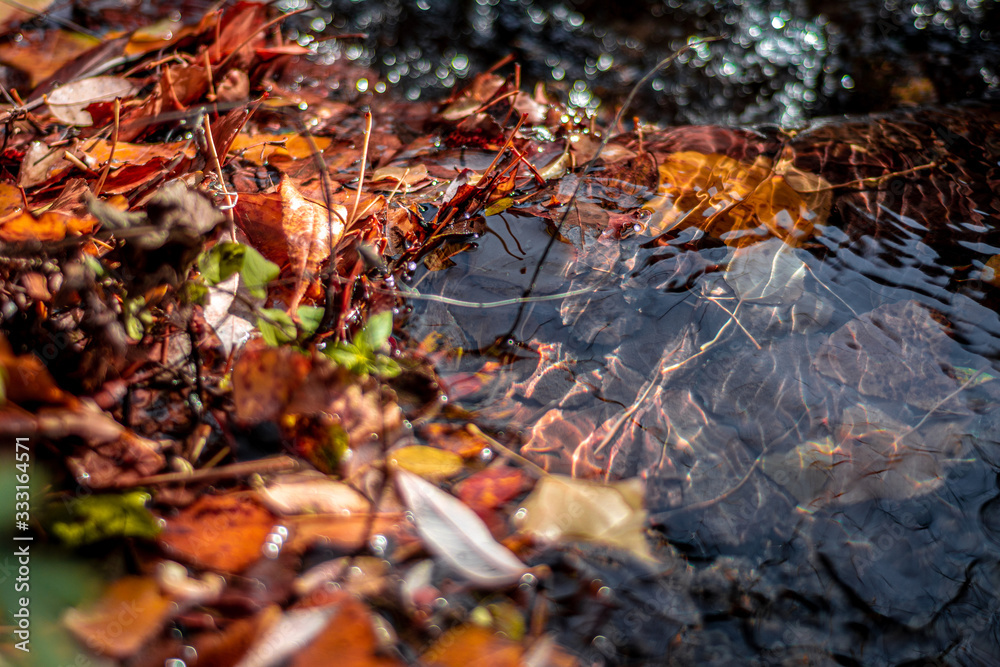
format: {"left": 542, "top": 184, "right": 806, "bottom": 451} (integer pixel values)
{"left": 405, "top": 105, "right": 1000, "bottom": 664}
{"left": 283, "top": 0, "right": 997, "bottom": 125}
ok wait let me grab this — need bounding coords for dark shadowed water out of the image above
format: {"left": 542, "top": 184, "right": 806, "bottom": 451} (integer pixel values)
{"left": 284, "top": 0, "right": 998, "bottom": 126}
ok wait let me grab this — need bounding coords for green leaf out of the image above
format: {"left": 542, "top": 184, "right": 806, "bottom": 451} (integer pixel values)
{"left": 200, "top": 241, "right": 246, "bottom": 285}
{"left": 372, "top": 355, "right": 401, "bottom": 378}
{"left": 82, "top": 254, "right": 106, "bottom": 278}
{"left": 241, "top": 246, "right": 280, "bottom": 300}
{"left": 297, "top": 305, "right": 325, "bottom": 337}
{"left": 50, "top": 491, "right": 160, "bottom": 547}
{"left": 180, "top": 279, "right": 209, "bottom": 305}
{"left": 325, "top": 343, "right": 370, "bottom": 374}
{"left": 357, "top": 310, "right": 394, "bottom": 351}
{"left": 257, "top": 308, "right": 297, "bottom": 346}
{"left": 123, "top": 297, "right": 148, "bottom": 341}
{"left": 484, "top": 196, "right": 513, "bottom": 216}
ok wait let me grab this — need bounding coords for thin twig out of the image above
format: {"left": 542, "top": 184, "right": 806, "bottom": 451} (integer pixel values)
{"left": 349, "top": 111, "right": 372, "bottom": 225}
{"left": 94, "top": 98, "right": 121, "bottom": 196}
{"left": 468, "top": 424, "right": 549, "bottom": 478}
{"left": 201, "top": 114, "right": 236, "bottom": 240}
{"left": 123, "top": 455, "right": 299, "bottom": 486}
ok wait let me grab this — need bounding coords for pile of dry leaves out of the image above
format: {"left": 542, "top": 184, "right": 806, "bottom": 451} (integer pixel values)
{"left": 0, "top": 2, "right": 694, "bottom": 665}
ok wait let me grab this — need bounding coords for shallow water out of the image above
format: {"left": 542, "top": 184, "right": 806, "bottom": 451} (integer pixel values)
{"left": 300, "top": 1, "right": 1000, "bottom": 663}
{"left": 404, "top": 104, "right": 1000, "bottom": 664}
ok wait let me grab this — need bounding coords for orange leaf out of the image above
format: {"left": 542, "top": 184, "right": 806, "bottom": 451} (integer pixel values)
{"left": 455, "top": 466, "right": 530, "bottom": 513}
{"left": 289, "top": 591, "right": 405, "bottom": 666}
{"left": 278, "top": 174, "right": 343, "bottom": 310}
{"left": 420, "top": 625, "right": 524, "bottom": 667}
{"left": 0, "top": 209, "right": 96, "bottom": 242}
{"left": 644, "top": 151, "right": 831, "bottom": 247}
{"left": 228, "top": 132, "right": 333, "bottom": 165}
{"left": 63, "top": 576, "right": 174, "bottom": 659}
{"left": 158, "top": 493, "right": 276, "bottom": 573}
{"left": 0, "top": 182, "right": 24, "bottom": 218}
{"left": 0, "top": 334, "right": 76, "bottom": 406}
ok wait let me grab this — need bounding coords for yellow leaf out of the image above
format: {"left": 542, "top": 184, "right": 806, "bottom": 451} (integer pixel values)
{"left": 390, "top": 445, "right": 464, "bottom": 479}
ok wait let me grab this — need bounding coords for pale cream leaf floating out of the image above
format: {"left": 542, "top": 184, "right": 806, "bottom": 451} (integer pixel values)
{"left": 516, "top": 474, "right": 654, "bottom": 561}
{"left": 394, "top": 468, "right": 526, "bottom": 588}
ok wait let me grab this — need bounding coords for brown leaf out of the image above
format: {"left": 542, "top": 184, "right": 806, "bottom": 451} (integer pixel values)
{"left": 285, "top": 513, "right": 403, "bottom": 554}
{"left": 0, "top": 29, "right": 94, "bottom": 86}
{"left": 190, "top": 607, "right": 278, "bottom": 667}
{"left": 288, "top": 592, "right": 405, "bottom": 667}
{"left": 63, "top": 576, "right": 174, "bottom": 660}
{"left": 231, "top": 343, "right": 403, "bottom": 457}
{"left": 17, "top": 141, "right": 74, "bottom": 189}
{"left": 258, "top": 473, "right": 371, "bottom": 515}
{"left": 66, "top": 428, "right": 166, "bottom": 488}
{"left": 234, "top": 175, "right": 345, "bottom": 310}
{"left": 158, "top": 493, "right": 277, "bottom": 573}
{"left": 232, "top": 343, "right": 314, "bottom": 423}
{"left": 124, "top": 15, "right": 215, "bottom": 58}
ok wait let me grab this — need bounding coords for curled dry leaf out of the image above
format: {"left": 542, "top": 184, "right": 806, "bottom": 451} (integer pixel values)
{"left": 17, "top": 141, "right": 73, "bottom": 189}
{"left": 394, "top": 469, "right": 526, "bottom": 588}
{"left": 516, "top": 475, "right": 653, "bottom": 561}
{"left": 235, "top": 175, "right": 346, "bottom": 311}
{"left": 46, "top": 76, "right": 139, "bottom": 126}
